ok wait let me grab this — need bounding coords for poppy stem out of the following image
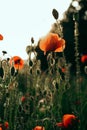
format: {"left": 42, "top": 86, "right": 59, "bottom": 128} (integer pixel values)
{"left": 73, "top": 12, "right": 81, "bottom": 87}
{"left": 56, "top": 20, "right": 63, "bottom": 38}
{"left": 73, "top": 11, "right": 82, "bottom": 121}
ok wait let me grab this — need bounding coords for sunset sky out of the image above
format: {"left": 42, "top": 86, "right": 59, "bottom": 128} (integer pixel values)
{"left": 0, "top": 0, "right": 71, "bottom": 60}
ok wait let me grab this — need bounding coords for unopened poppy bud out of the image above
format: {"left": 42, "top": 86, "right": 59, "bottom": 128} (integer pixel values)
{"left": 0, "top": 67, "right": 4, "bottom": 78}
{"left": 29, "top": 60, "right": 33, "bottom": 66}
{"left": 52, "top": 8, "right": 59, "bottom": 20}
{"left": 7, "top": 58, "right": 10, "bottom": 61}
{"left": 2, "top": 51, "right": 7, "bottom": 55}
{"left": 11, "top": 67, "right": 15, "bottom": 76}
{"left": 31, "top": 37, "right": 34, "bottom": 44}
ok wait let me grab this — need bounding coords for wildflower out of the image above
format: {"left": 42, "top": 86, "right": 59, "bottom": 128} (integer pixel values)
{"left": 33, "top": 126, "right": 45, "bottom": 130}
{"left": 0, "top": 127, "right": 2, "bottom": 130}
{"left": 81, "top": 54, "right": 87, "bottom": 63}
{"left": 39, "top": 33, "right": 65, "bottom": 55}
{"left": 81, "top": 55, "right": 87, "bottom": 74}
{"left": 0, "top": 121, "right": 9, "bottom": 130}
{"left": 9, "top": 56, "right": 24, "bottom": 70}
{"left": 21, "top": 96, "right": 26, "bottom": 102}
{"left": 4, "top": 121, "right": 9, "bottom": 129}
{"left": 0, "top": 34, "right": 3, "bottom": 40}
{"left": 61, "top": 67, "right": 66, "bottom": 73}
{"left": 56, "top": 114, "right": 79, "bottom": 128}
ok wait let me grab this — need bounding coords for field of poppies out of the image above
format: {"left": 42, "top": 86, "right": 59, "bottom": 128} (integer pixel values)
{"left": 0, "top": 43, "right": 87, "bottom": 130}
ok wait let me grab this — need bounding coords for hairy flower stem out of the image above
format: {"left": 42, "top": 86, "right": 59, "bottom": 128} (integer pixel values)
{"left": 73, "top": 12, "right": 82, "bottom": 118}
{"left": 73, "top": 13, "right": 80, "bottom": 89}
{"left": 56, "top": 20, "right": 70, "bottom": 84}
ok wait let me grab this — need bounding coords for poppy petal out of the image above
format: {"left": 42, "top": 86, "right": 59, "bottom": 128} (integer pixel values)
{"left": 81, "top": 55, "right": 87, "bottom": 63}
{"left": 39, "top": 33, "right": 59, "bottom": 52}
{"left": 0, "top": 127, "right": 2, "bottom": 130}
{"left": 56, "top": 122, "right": 63, "bottom": 127}
{"left": 63, "top": 114, "right": 76, "bottom": 128}
{"left": 39, "top": 33, "right": 65, "bottom": 53}
{"left": 9, "top": 56, "right": 24, "bottom": 70}
{"left": 33, "top": 126, "right": 45, "bottom": 130}
{"left": 55, "top": 39, "right": 65, "bottom": 52}
{"left": 0, "top": 34, "right": 3, "bottom": 40}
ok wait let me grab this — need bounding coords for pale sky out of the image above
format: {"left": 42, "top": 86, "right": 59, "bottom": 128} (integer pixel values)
{"left": 0, "top": 0, "right": 71, "bottom": 60}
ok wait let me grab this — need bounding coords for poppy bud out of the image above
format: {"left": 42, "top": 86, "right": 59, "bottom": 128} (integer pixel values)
{"left": 0, "top": 67, "right": 4, "bottom": 78}
{"left": 52, "top": 8, "right": 59, "bottom": 20}
{"left": 7, "top": 58, "right": 10, "bottom": 62}
{"left": 36, "top": 69, "right": 41, "bottom": 75}
{"left": 2, "top": 51, "right": 7, "bottom": 56}
{"left": 31, "top": 37, "right": 34, "bottom": 44}
{"left": 55, "top": 82, "right": 59, "bottom": 89}
{"left": 29, "top": 60, "right": 33, "bottom": 66}
{"left": 11, "top": 66, "right": 15, "bottom": 76}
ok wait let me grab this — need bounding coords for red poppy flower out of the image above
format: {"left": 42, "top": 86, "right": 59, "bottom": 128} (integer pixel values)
{"left": 4, "top": 121, "right": 9, "bottom": 129}
{"left": 61, "top": 67, "right": 66, "bottom": 73}
{"left": 81, "top": 54, "right": 87, "bottom": 63}
{"left": 33, "top": 126, "right": 45, "bottom": 130}
{"left": 0, "top": 34, "right": 3, "bottom": 40}
{"left": 21, "top": 96, "right": 26, "bottom": 102}
{"left": 0, "top": 127, "right": 2, "bottom": 130}
{"left": 39, "top": 33, "right": 65, "bottom": 55}
{"left": 9, "top": 56, "right": 24, "bottom": 70}
{"left": 56, "top": 114, "right": 79, "bottom": 128}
